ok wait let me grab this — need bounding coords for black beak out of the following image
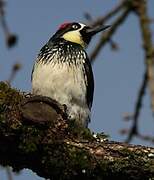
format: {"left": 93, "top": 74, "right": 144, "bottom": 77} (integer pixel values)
{"left": 86, "top": 25, "right": 110, "bottom": 36}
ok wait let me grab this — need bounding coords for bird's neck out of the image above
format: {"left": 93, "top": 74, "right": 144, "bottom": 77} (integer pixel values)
{"left": 46, "top": 39, "right": 87, "bottom": 65}
{"left": 49, "top": 37, "right": 87, "bottom": 49}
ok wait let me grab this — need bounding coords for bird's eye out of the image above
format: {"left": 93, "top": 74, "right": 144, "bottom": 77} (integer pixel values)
{"left": 72, "top": 24, "right": 79, "bottom": 29}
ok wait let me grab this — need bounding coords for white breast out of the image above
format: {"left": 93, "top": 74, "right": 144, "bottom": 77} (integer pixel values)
{"left": 32, "top": 60, "right": 90, "bottom": 127}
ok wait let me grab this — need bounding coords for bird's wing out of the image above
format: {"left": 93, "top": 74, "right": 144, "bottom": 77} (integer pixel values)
{"left": 83, "top": 54, "right": 94, "bottom": 110}
{"left": 31, "top": 44, "right": 50, "bottom": 80}
{"left": 36, "top": 44, "right": 53, "bottom": 63}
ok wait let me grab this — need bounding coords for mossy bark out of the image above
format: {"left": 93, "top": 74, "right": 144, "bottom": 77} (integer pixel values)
{"left": 0, "top": 81, "right": 154, "bottom": 180}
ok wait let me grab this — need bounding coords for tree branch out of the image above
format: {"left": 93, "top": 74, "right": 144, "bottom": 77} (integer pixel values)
{"left": 0, "top": 81, "right": 154, "bottom": 180}
{"left": 88, "top": 0, "right": 128, "bottom": 27}
{"left": 135, "top": 0, "right": 154, "bottom": 112}
{"left": 125, "top": 67, "right": 148, "bottom": 143}
{"left": 0, "top": 0, "right": 17, "bottom": 48}
{"left": 90, "top": 5, "right": 131, "bottom": 63}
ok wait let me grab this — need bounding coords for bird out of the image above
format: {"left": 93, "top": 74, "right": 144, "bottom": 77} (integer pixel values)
{"left": 31, "top": 22, "right": 110, "bottom": 127}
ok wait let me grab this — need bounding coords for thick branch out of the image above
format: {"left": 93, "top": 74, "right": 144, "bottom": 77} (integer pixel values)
{"left": 0, "top": 82, "right": 154, "bottom": 180}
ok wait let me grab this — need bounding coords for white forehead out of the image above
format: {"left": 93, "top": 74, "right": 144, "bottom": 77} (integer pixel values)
{"left": 78, "top": 23, "right": 86, "bottom": 30}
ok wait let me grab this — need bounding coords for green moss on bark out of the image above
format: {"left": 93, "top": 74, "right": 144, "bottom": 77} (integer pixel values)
{"left": 0, "top": 81, "right": 154, "bottom": 180}
{"left": 0, "top": 81, "right": 23, "bottom": 129}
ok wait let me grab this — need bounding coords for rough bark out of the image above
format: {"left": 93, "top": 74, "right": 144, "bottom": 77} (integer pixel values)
{"left": 0, "top": 81, "right": 154, "bottom": 180}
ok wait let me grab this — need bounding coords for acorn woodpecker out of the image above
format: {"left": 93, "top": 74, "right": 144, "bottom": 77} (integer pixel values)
{"left": 32, "top": 22, "right": 110, "bottom": 127}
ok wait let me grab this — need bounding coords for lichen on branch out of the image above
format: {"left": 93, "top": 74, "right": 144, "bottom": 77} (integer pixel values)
{"left": 0, "top": 81, "right": 154, "bottom": 180}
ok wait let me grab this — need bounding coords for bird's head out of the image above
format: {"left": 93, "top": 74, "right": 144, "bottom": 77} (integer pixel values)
{"left": 51, "top": 22, "right": 110, "bottom": 48}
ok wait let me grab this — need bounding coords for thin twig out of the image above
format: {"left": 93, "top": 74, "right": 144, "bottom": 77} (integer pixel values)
{"left": 90, "top": 0, "right": 128, "bottom": 27}
{"left": 125, "top": 68, "right": 148, "bottom": 143}
{"left": 0, "top": 0, "right": 17, "bottom": 48}
{"left": 90, "top": 7, "right": 131, "bottom": 63}
{"left": 136, "top": 0, "right": 154, "bottom": 112}
{"left": 7, "top": 63, "right": 22, "bottom": 85}
{"left": 84, "top": 12, "right": 93, "bottom": 22}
